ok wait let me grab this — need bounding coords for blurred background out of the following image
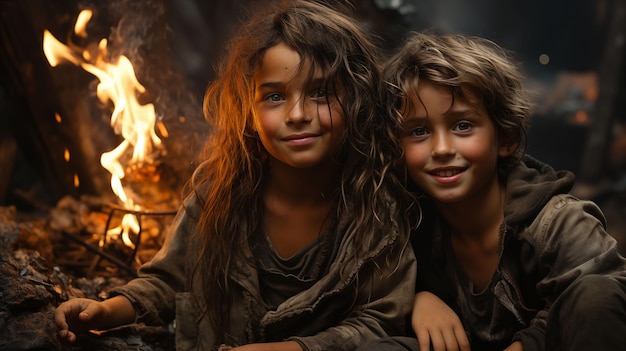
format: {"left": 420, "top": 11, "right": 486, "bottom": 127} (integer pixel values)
{"left": 1, "top": 0, "right": 624, "bottom": 251}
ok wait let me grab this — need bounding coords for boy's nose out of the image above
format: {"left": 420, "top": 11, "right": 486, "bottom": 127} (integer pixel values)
{"left": 431, "top": 132, "right": 455, "bottom": 157}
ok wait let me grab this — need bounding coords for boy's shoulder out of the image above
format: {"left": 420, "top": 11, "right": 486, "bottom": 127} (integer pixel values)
{"left": 517, "top": 193, "right": 607, "bottom": 246}
{"left": 532, "top": 193, "right": 603, "bottom": 224}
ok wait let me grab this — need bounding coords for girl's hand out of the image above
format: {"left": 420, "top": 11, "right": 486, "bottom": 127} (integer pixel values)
{"left": 54, "top": 295, "right": 136, "bottom": 344}
{"left": 54, "top": 298, "right": 106, "bottom": 344}
{"left": 412, "top": 291, "right": 470, "bottom": 351}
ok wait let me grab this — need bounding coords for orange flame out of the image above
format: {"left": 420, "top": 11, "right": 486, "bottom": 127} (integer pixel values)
{"left": 43, "top": 9, "right": 166, "bottom": 249}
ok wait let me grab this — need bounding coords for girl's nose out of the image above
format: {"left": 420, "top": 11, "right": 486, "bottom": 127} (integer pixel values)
{"left": 286, "top": 97, "right": 311, "bottom": 125}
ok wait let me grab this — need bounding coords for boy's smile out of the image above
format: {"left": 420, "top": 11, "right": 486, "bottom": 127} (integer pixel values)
{"left": 428, "top": 166, "right": 466, "bottom": 184}
{"left": 401, "top": 80, "right": 512, "bottom": 205}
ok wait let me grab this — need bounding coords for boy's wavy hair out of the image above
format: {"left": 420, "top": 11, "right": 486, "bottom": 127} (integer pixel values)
{"left": 383, "top": 31, "right": 533, "bottom": 183}
{"left": 184, "top": 0, "right": 407, "bottom": 343}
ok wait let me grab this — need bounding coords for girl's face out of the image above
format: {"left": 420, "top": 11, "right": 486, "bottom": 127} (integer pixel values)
{"left": 253, "top": 42, "right": 345, "bottom": 169}
{"left": 401, "top": 80, "right": 512, "bottom": 205}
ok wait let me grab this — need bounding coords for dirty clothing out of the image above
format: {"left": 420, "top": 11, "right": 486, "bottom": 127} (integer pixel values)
{"left": 109, "top": 192, "right": 417, "bottom": 351}
{"left": 357, "top": 155, "right": 626, "bottom": 351}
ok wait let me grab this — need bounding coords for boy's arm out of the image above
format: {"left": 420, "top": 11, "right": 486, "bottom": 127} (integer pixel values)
{"left": 412, "top": 291, "right": 470, "bottom": 351}
{"left": 504, "top": 341, "right": 524, "bottom": 351}
{"left": 231, "top": 341, "right": 302, "bottom": 351}
{"left": 514, "top": 196, "right": 626, "bottom": 351}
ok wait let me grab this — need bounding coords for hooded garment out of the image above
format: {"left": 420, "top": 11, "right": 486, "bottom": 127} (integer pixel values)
{"left": 412, "top": 155, "right": 626, "bottom": 351}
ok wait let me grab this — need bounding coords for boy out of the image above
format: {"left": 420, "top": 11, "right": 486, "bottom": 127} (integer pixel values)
{"left": 361, "top": 32, "right": 626, "bottom": 351}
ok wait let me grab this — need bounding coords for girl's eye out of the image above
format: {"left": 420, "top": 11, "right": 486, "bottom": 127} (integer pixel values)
{"left": 265, "top": 93, "right": 284, "bottom": 102}
{"left": 454, "top": 121, "right": 472, "bottom": 132}
{"left": 311, "top": 88, "right": 333, "bottom": 99}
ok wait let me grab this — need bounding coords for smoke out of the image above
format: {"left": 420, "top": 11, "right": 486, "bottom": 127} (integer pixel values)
{"left": 78, "top": 0, "right": 208, "bottom": 190}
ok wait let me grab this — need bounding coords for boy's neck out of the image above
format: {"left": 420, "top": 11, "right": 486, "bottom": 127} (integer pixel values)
{"left": 436, "top": 182, "right": 506, "bottom": 242}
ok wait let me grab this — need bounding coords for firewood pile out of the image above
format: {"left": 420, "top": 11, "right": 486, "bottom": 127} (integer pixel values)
{"left": 0, "top": 196, "right": 177, "bottom": 351}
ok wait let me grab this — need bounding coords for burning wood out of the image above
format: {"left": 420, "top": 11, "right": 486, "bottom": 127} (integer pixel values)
{"left": 1, "top": 2, "right": 200, "bottom": 349}
{"left": 0, "top": 198, "right": 175, "bottom": 350}
{"left": 43, "top": 8, "right": 176, "bottom": 253}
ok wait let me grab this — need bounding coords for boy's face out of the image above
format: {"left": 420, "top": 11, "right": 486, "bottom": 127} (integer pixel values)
{"left": 401, "top": 80, "right": 513, "bottom": 205}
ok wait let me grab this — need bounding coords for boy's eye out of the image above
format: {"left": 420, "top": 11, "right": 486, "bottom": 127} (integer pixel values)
{"left": 454, "top": 121, "right": 472, "bottom": 132}
{"left": 410, "top": 126, "right": 429, "bottom": 137}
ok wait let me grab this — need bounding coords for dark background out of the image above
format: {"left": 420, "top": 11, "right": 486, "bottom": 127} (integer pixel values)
{"left": 1, "top": 0, "right": 625, "bottom": 250}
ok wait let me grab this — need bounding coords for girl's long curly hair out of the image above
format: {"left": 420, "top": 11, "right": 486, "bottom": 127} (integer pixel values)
{"left": 185, "top": 0, "right": 408, "bottom": 342}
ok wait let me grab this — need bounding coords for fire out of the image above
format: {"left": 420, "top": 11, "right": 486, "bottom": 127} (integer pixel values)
{"left": 43, "top": 9, "right": 166, "bottom": 249}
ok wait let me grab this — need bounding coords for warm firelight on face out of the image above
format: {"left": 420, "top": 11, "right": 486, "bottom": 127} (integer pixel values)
{"left": 43, "top": 9, "right": 166, "bottom": 249}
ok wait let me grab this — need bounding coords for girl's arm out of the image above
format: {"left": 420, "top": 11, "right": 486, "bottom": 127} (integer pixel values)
{"left": 105, "top": 196, "right": 199, "bottom": 326}
{"left": 54, "top": 295, "right": 136, "bottom": 344}
{"left": 288, "top": 236, "right": 418, "bottom": 351}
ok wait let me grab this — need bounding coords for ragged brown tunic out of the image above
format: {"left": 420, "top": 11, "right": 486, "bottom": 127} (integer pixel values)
{"left": 110, "top": 192, "right": 417, "bottom": 351}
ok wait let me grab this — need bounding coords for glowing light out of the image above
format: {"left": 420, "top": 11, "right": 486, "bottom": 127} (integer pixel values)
{"left": 575, "top": 110, "right": 588, "bottom": 124}
{"left": 43, "top": 9, "right": 168, "bottom": 249}
{"left": 74, "top": 9, "right": 92, "bottom": 38}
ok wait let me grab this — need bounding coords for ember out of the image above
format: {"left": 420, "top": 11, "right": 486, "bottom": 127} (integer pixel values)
{"left": 1, "top": 0, "right": 625, "bottom": 349}
{"left": 0, "top": 1, "right": 200, "bottom": 349}
{"left": 0, "top": 198, "right": 176, "bottom": 350}
{"left": 43, "top": 8, "right": 172, "bottom": 252}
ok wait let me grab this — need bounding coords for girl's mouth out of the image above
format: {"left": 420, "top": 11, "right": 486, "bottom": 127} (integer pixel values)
{"left": 283, "top": 133, "right": 319, "bottom": 146}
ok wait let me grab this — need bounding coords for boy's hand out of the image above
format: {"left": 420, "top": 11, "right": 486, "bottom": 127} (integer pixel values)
{"left": 503, "top": 341, "right": 523, "bottom": 351}
{"left": 230, "top": 341, "right": 303, "bottom": 351}
{"left": 412, "top": 291, "right": 470, "bottom": 351}
{"left": 54, "top": 298, "right": 108, "bottom": 344}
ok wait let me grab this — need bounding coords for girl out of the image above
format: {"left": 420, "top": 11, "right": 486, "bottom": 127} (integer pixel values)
{"left": 359, "top": 31, "right": 626, "bottom": 351}
{"left": 54, "top": 1, "right": 417, "bottom": 350}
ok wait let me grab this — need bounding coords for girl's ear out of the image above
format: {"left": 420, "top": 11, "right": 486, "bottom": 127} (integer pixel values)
{"left": 499, "top": 142, "right": 518, "bottom": 157}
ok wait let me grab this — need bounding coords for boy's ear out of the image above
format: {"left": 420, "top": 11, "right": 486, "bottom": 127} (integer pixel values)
{"left": 499, "top": 142, "right": 518, "bottom": 157}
